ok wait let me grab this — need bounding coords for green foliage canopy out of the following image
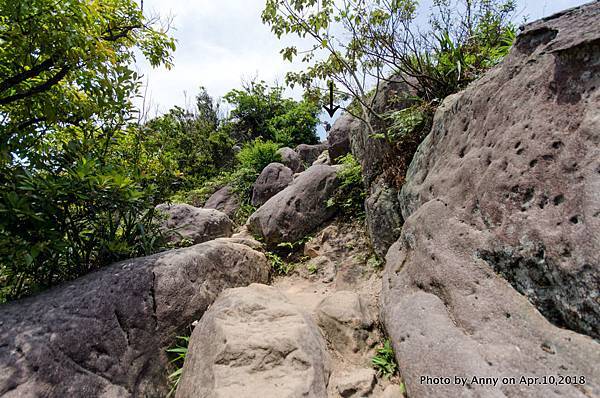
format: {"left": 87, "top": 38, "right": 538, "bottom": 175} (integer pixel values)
{"left": 223, "top": 80, "right": 320, "bottom": 146}
{"left": 0, "top": 0, "right": 175, "bottom": 301}
{"left": 263, "top": 0, "right": 517, "bottom": 116}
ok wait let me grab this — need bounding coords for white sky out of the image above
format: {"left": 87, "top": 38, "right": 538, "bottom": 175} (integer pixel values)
{"left": 134, "top": 0, "right": 591, "bottom": 138}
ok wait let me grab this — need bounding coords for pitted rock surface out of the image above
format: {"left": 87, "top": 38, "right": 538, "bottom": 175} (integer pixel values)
{"left": 383, "top": 4, "right": 600, "bottom": 397}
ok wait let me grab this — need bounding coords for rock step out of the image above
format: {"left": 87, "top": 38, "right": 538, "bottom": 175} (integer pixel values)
{"left": 176, "top": 284, "right": 331, "bottom": 398}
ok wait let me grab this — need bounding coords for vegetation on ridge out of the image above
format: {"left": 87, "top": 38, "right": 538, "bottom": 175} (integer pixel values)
{"left": 263, "top": 0, "right": 517, "bottom": 186}
{"left": 0, "top": 0, "right": 517, "bottom": 305}
{"left": 0, "top": 1, "right": 320, "bottom": 302}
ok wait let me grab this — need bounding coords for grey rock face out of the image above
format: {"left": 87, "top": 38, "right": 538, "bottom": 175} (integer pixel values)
{"left": 247, "top": 165, "right": 339, "bottom": 246}
{"left": 176, "top": 284, "right": 330, "bottom": 398}
{"left": 203, "top": 185, "right": 240, "bottom": 219}
{"left": 0, "top": 240, "right": 270, "bottom": 398}
{"left": 157, "top": 203, "right": 233, "bottom": 245}
{"left": 251, "top": 162, "right": 294, "bottom": 207}
{"left": 346, "top": 79, "right": 417, "bottom": 259}
{"left": 349, "top": 79, "right": 416, "bottom": 186}
{"left": 295, "top": 143, "right": 328, "bottom": 165}
{"left": 276, "top": 147, "right": 305, "bottom": 173}
{"left": 365, "top": 179, "right": 404, "bottom": 259}
{"left": 383, "top": 4, "right": 600, "bottom": 398}
{"left": 327, "top": 112, "right": 357, "bottom": 162}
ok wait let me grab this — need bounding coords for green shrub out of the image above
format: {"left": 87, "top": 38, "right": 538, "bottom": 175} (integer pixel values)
{"left": 328, "top": 154, "right": 366, "bottom": 217}
{"left": 0, "top": 151, "right": 166, "bottom": 302}
{"left": 372, "top": 339, "right": 398, "bottom": 378}
{"left": 0, "top": 0, "right": 174, "bottom": 302}
{"left": 223, "top": 81, "right": 320, "bottom": 146}
{"left": 385, "top": 106, "right": 427, "bottom": 141}
{"left": 381, "top": 101, "right": 435, "bottom": 188}
{"left": 236, "top": 138, "right": 282, "bottom": 173}
{"left": 367, "top": 254, "right": 384, "bottom": 270}
{"left": 265, "top": 251, "right": 294, "bottom": 275}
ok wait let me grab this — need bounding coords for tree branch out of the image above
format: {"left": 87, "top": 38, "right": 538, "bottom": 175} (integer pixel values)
{"left": 0, "top": 66, "right": 70, "bottom": 105}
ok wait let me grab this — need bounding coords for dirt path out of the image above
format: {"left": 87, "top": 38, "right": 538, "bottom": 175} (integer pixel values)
{"left": 270, "top": 219, "right": 405, "bottom": 398}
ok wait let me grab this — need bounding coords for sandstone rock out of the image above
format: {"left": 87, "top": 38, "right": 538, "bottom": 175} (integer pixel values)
{"left": 347, "top": 78, "right": 416, "bottom": 259}
{"left": 316, "top": 291, "right": 373, "bottom": 355}
{"left": 277, "top": 147, "right": 305, "bottom": 173}
{"left": 203, "top": 185, "right": 240, "bottom": 219}
{"left": 157, "top": 203, "right": 233, "bottom": 245}
{"left": 379, "top": 384, "right": 404, "bottom": 398}
{"left": 176, "top": 284, "right": 330, "bottom": 398}
{"left": 312, "top": 150, "right": 331, "bottom": 165}
{"left": 251, "top": 162, "right": 294, "bottom": 207}
{"left": 335, "top": 368, "right": 376, "bottom": 398}
{"left": 383, "top": 4, "right": 600, "bottom": 398}
{"left": 248, "top": 165, "right": 339, "bottom": 246}
{"left": 365, "top": 179, "right": 404, "bottom": 259}
{"left": 214, "top": 236, "right": 263, "bottom": 251}
{"left": 295, "top": 143, "right": 328, "bottom": 165}
{"left": 0, "top": 241, "right": 270, "bottom": 398}
{"left": 328, "top": 112, "right": 358, "bottom": 162}
{"left": 349, "top": 79, "right": 416, "bottom": 186}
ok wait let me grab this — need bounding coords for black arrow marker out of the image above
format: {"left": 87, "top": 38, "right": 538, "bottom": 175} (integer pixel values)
{"left": 323, "top": 81, "right": 340, "bottom": 117}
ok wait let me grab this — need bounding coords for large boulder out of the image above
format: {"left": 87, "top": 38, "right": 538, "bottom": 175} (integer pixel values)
{"left": 277, "top": 147, "right": 305, "bottom": 173}
{"left": 176, "top": 284, "right": 330, "bottom": 398}
{"left": 349, "top": 79, "right": 416, "bottom": 186}
{"left": 382, "top": 4, "right": 600, "bottom": 398}
{"left": 251, "top": 162, "right": 294, "bottom": 207}
{"left": 0, "top": 240, "right": 270, "bottom": 398}
{"left": 295, "top": 143, "right": 328, "bottom": 165}
{"left": 157, "top": 203, "right": 233, "bottom": 245}
{"left": 248, "top": 164, "right": 339, "bottom": 246}
{"left": 327, "top": 112, "right": 358, "bottom": 162}
{"left": 203, "top": 185, "right": 240, "bottom": 219}
{"left": 365, "top": 178, "right": 404, "bottom": 258}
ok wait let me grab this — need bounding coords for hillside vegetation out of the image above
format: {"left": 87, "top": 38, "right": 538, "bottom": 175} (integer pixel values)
{"left": 1, "top": 1, "right": 599, "bottom": 397}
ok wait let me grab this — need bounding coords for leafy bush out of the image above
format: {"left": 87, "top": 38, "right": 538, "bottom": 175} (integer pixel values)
{"left": 140, "top": 97, "right": 235, "bottom": 193}
{"left": 385, "top": 106, "right": 427, "bottom": 141}
{"left": 328, "top": 154, "right": 366, "bottom": 217}
{"left": 236, "top": 138, "right": 282, "bottom": 173}
{"left": 367, "top": 254, "right": 384, "bottom": 270}
{"left": 381, "top": 101, "right": 435, "bottom": 188}
{"left": 0, "top": 0, "right": 174, "bottom": 301}
{"left": 0, "top": 147, "right": 165, "bottom": 301}
{"left": 223, "top": 80, "right": 320, "bottom": 146}
{"left": 372, "top": 339, "right": 398, "bottom": 378}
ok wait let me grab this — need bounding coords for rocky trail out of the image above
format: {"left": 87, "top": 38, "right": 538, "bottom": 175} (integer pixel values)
{"left": 1, "top": 3, "right": 599, "bottom": 398}
{"left": 176, "top": 220, "right": 404, "bottom": 398}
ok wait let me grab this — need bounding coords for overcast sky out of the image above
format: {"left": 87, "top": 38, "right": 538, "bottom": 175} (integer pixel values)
{"left": 135, "top": 0, "right": 590, "bottom": 137}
